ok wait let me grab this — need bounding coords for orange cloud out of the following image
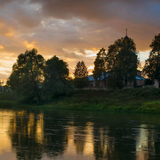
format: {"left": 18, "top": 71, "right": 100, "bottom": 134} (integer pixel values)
{"left": 5, "top": 32, "right": 14, "bottom": 37}
{"left": 0, "top": 45, "right": 4, "bottom": 49}
{"left": 24, "top": 41, "right": 37, "bottom": 49}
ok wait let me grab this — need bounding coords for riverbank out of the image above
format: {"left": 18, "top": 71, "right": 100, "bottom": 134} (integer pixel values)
{"left": 1, "top": 88, "right": 160, "bottom": 113}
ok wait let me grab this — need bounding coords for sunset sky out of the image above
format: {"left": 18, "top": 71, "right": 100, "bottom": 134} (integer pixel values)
{"left": 0, "top": 0, "right": 160, "bottom": 80}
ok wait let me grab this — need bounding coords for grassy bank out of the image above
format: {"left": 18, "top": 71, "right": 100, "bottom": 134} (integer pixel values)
{"left": 39, "top": 87, "right": 160, "bottom": 113}
{"left": 1, "top": 88, "right": 160, "bottom": 113}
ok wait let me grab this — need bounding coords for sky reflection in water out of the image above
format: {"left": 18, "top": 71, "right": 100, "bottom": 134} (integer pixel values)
{"left": 0, "top": 109, "right": 160, "bottom": 160}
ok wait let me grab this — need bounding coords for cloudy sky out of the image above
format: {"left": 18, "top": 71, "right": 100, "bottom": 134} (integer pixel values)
{"left": 0, "top": 0, "right": 160, "bottom": 80}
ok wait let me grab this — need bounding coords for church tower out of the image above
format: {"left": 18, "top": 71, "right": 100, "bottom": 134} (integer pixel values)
{"left": 124, "top": 28, "right": 129, "bottom": 40}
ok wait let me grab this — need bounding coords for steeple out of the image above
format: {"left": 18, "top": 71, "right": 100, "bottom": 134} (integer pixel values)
{"left": 124, "top": 28, "right": 129, "bottom": 40}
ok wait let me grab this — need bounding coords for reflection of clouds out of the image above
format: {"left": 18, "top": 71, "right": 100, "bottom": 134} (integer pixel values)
{"left": 83, "top": 122, "right": 94, "bottom": 155}
{"left": 61, "top": 121, "right": 114, "bottom": 159}
{"left": 136, "top": 124, "right": 149, "bottom": 150}
{"left": 136, "top": 124, "right": 156, "bottom": 160}
{"left": 0, "top": 110, "right": 17, "bottom": 159}
{"left": 36, "top": 113, "right": 44, "bottom": 144}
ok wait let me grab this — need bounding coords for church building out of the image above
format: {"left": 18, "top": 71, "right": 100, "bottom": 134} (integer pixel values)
{"left": 88, "top": 29, "right": 146, "bottom": 88}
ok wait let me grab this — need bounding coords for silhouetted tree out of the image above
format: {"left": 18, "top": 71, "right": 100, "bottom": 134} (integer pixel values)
{"left": 93, "top": 48, "right": 107, "bottom": 86}
{"left": 7, "top": 48, "right": 44, "bottom": 104}
{"left": 106, "top": 37, "right": 139, "bottom": 88}
{"left": 143, "top": 33, "right": 160, "bottom": 84}
{"left": 74, "top": 61, "right": 89, "bottom": 88}
{"left": 43, "top": 56, "right": 73, "bottom": 100}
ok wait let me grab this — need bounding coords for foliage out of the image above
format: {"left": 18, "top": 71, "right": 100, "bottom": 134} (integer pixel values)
{"left": 93, "top": 48, "right": 107, "bottom": 86}
{"left": 0, "top": 80, "right": 5, "bottom": 93}
{"left": 7, "top": 48, "right": 45, "bottom": 104}
{"left": 144, "top": 79, "right": 154, "bottom": 85}
{"left": 38, "top": 88, "right": 160, "bottom": 113}
{"left": 143, "top": 33, "right": 160, "bottom": 82}
{"left": 74, "top": 61, "right": 89, "bottom": 88}
{"left": 43, "top": 56, "right": 73, "bottom": 100}
{"left": 1, "top": 88, "right": 160, "bottom": 113}
{"left": 106, "top": 37, "right": 139, "bottom": 88}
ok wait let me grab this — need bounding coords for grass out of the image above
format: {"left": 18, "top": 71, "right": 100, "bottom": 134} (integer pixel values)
{"left": 40, "top": 88, "right": 160, "bottom": 113}
{"left": 1, "top": 87, "right": 160, "bottom": 113}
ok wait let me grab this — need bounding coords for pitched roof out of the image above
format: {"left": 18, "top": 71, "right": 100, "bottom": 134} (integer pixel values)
{"left": 88, "top": 74, "right": 146, "bottom": 81}
{"left": 136, "top": 75, "right": 146, "bottom": 80}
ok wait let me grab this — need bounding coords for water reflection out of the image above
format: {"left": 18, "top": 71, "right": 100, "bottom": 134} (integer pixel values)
{"left": 0, "top": 110, "right": 160, "bottom": 160}
{"left": 93, "top": 126, "right": 115, "bottom": 160}
{"left": 136, "top": 124, "right": 157, "bottom": 160}
{"left": 8, "top": 111, "right": 44, "bottom": 160}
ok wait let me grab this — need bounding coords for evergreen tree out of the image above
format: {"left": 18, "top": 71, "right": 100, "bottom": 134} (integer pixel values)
{"left": 93, "top": 48, "right": 107, "bottom": 86}
{"left": 74, "top": 61, "right": 89, "bottom": 88}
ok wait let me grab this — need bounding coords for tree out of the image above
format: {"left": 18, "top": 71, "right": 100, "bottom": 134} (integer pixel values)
{"left": 93, "top": 48, "right": 107, "bottom": 86}
{"left": 7, "top": 48, "right": 44, "bottom": 104}
{"left": 74, "top": 61, "right": 89, "bottom": 88}
{"left": 106, "top": 37, "right": 139, "bottom": 88}
{"left": 43, "top": 56, "right": 73, "bottom": 100}
{"left": 143, "top": 33, "right": 160, "bottom": 84}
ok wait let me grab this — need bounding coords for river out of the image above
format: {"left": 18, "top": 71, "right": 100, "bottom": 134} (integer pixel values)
{"left": 0, "top": 109, "right": 160, "bottom": 160}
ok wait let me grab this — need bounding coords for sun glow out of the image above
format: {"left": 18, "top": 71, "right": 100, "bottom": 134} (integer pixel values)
{"left": 69, "top": 73, "right": 74, "bottom": 79}
{"left": 24, "top": 41, "right": 37, "bottom": 49}
{"left": 0, "top": 45, "right": 4, "bottom": 49}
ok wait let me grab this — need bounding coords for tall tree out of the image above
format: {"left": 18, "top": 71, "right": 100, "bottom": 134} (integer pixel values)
{"left": 143, "top": 33, "right": 160, "bottom": 83}
{"left": 7, "top": 48, "right": 44, "bottom": 104}
{"left": 106, "top": 37, "right": 139, "bottom": 88}
{"left": 43, "top": 56, "right": 73, "bottom": 100}
{"left": 74, "top": 61, "right": 89, "bottom": 88}
{"left": 93, "top": 48, "right": 107, "bottom": 86}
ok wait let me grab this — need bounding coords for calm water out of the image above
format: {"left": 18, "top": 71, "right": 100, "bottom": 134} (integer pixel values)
{"left": 0, "top": 109, "right": 160, "bottom": 160}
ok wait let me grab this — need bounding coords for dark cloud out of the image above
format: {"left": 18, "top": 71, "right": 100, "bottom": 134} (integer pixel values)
{"left": 29, "top": 0, "right": 160, "bottom": 24}
{"left": 0, "top": 0, "right": 14, "bottom": 7}
{"left": 27, "top": 0, "right": 160, "bottom": 51}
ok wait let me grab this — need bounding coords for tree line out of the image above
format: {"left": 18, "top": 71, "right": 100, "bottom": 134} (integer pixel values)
{"left": 74, "top": 33, "right": 160, "bottom": 88}
{"left": 7, "top": 49, "right": 73, "bottom": 104}
{"left": 6, "top": 33, "right": 160, "bottom": 104}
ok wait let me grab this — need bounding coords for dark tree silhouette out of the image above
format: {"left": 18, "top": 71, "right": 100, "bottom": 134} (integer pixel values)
{"left": 7, "top": 48, "right": 45, "bottom": 104}
{"left": 74, "top": 61, "right": 89, "bottom": 88}
{"left": 43, "top": 55, "right": 73, "bottom": 100}
{"left": 143, "top": 33, "right": 160, "bottom": 84}
{"left": 106, "top": 37, "right": 139, "bottom": 88}
{"left": 93, "top": 48, "right": 107, "bottom": 86}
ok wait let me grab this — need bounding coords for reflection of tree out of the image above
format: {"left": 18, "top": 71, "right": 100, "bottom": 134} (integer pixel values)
{"left": 7, "top": 111, "right": 160, "bottom": 160}
{"left": 154, "top": 139, "right": 160, "bottom": 160}
{"left": 8, "top": 111, "right": 43, "bottom": 160}
{"left": 8, "top": 111, "right": 68, "bottom": 160}
{"left": 93, "top": 126, "right": 116, "bottom": 160}
{"left": 43, "top": 116, "right": 68, "bottom": 157}
{"left": 74, "top": 126, "right": 86, "bottom": 154}
{"left": 71, "top": 114, "right": 88, "bottom": 155}
{"left": 92, "top": 114, "right": 137, "bottom": 160}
